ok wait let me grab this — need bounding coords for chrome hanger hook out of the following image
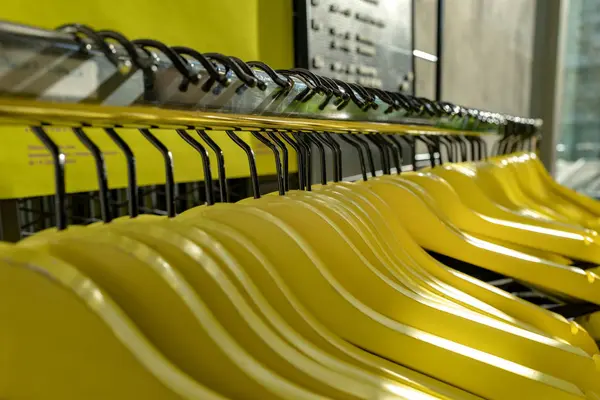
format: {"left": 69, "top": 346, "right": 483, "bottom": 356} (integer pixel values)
{"left": 104, "top": 128, "right": 139, "bottom": 217}
{"left": 227, "top": 131, "right": 260, "bottom": 199}
{"left": 30, "top": 126, "right": 67, "bottom": 230}
{"left": 72, "top": 127, "right": 112, "bottom": 223}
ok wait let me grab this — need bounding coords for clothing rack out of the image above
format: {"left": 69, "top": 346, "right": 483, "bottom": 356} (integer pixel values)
{"left": 0, "top": 21, "right": 540, "bottom": 242}
{"left": 9, "top": 19, "right": 600, "bottom": 400}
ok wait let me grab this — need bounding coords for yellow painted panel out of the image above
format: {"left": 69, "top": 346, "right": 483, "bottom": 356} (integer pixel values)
{"left": 2, "top": 0, "right": 260, "bottom": 59}
{"left": 0, "top": 126, "right": 292, "bottom": 198}
{"left": 257, "top": 0, "right": 294, "bottom": 69}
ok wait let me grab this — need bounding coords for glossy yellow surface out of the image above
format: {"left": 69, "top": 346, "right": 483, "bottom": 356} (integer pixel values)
{"left": 430, "top": 152, "right": 600, "bottom": 264}
{"left": 529, "top": 154, "right": 600, "bottom": 217}
{"left": 271, "top": 182, "right": 598, "bottom": 354}
{"left": 171, "top": 217, "right": 477, "bottom": 400}
{"left": 494, "top": 155, "right": 599, "bottom": 226}
{"left": 395, "top": 171, "right": 600, "bottom": 264}
{"left": 101, "top": 219, "right": 410, "bottom": 399}
{"left": 17, "top": 216, "right": 454, "bottom": 399}
{"left": 393, "top": 150, "right": 600, "bottom": 346}
{"left": 4, "top": 92, "right": 600, "bottom": 398}
{"left": 359, "top": 177, "right": 599, "bottom": 300}
{"left": 231, "top": 191, "right": 596, "bottom": 388}
{"left": 0, "top": 244, "right": 226, "bottom": 399}
{"left": 450, "top": 153, "right": 600, "bottom": 233}
{"left": 179, "top": 204, "right": 591, "bottom": 399}
{"left": 20, "top": 226, "right": 329, "bottom": 399}
{"left": 7, "top": 158, "right": 600, "bottom": 398}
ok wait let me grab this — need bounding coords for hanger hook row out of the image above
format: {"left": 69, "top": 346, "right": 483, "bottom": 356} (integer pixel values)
{"left": 56, "top": 24, "right": 540, "bottom": 135}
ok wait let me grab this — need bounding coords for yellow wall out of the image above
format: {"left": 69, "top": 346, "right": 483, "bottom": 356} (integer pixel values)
{"left": 1, "top": 0, "right": 293, "bottom": 66}
{"left": 257, "top": 0, "right": 295, "bottom": 69}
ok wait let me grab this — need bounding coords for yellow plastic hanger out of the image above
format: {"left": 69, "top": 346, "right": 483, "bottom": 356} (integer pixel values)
{"left": 220, "top": 129, "right": 595, "bottom": 356}
{"left": 18, "top": 219, "right": 443, "bottom": 397}
{"left": 321, "top": 181, "right": 567, "bottom": 300}
{"left": 242, "top": 136, "right": 497, "bottom": 318}
{"left": 501, "top": 155, "right": 587, "bottom": 220}
{"left": 180, "top": 203, "right": 594, "bottom": 398}
{"left": 522, "top": 153, "right": 600, "bottom": 230}
{"left": 175, "top": 215, "right": 482, "bottom": 400}
{"left": 322, "top": 178, "right": 598, "bottom": 354}
{"left": 241, "top": 131, "right": 596, "bottom": 353}
{"left": 464, "top": 232, "right": 573, "bottom": 265}
{"left": 20, "top": 227, "right": 324, "bottom": 399}
{"left": 465, "top": 158, "right": 577, "bottom": 223}
{"left": 230, "top": 198, "right": 596, "bottom": 372}
{"left": 16, "top": 217, "right": 460, "bottom": 398}
{"left": 100, "top": 218, "right": 405, "bottom": 400}
{"left": 527, "top": 153, "right": 600, "bottom": 218}
{"left": 0, "top": 244, "right": 226, "bottom": 400}
{"left": 382, "top": 171, "right": 600, "bottom": 264}
{"left": 338, "top": 133, "right": 595, "bottom": 264}
{"left": 292, "top": 181, "right": 597, "bottom": 324}
{"left": 427, "top": 163, "right": 592, "bottom": 262}
{"left": 285, "top": 181, "right": 597, "bottom": 354}
{"left": 495, "top": 154, "right": 599, "bottom": 225}
{"left": 257, "top": 187, "right": 535, "bottom": 329}
{"left": 355, "top": 177, "right": 600, "bottom": 305}
{"left": 341, "top": 135, "right": 600, "bottom": 351}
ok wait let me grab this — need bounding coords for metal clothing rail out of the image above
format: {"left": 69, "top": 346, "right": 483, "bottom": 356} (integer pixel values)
{"left": 0, "top": 20, "right": 538, "bottom": 133}
{"left": 0, "top": 97, "right": 530, "bottom": 135}
{"left": 0, "top": 20, "right": 542, "bottom": 242}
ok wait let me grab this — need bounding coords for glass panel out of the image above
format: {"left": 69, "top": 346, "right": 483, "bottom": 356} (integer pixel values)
{"left": 557, "top": 0, "right": 600, "bottom": 198}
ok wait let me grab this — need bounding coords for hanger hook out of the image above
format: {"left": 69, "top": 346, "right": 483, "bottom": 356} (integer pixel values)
{"left": 445, "top": 136, "right": 459, "bottom": 162}
{"left": 304, "top": 132, "right": 327, "bottom": 185}
{"left": 324, "top": 133, "right": 343, "bottom": 181}
{"left": 478, "top": 136, "right": 488, "bottom": 160}
{"left": 132, "top": 39, "right": 200, "bottom": 93}
{"left": 104, "top": 128, "right": 139, "bottom": 217}
{"left": 251, "top": 131, "right": 285, "bottom": 195}
{"left": 30, "top": 126, "right": 67, "bottom": 230}
{"left": 395, "top": 135, "right": 417, "bottom": 171}
{"left": 338, "top": 134, "right": 368, "bottom": 181}
{"left": 380, "top": 134, "right": 397, "bottom": 173}
{"left": 279, "top": 131, "right": 305, "bottom": 190}
{"left": 315, "top": 133, "right": 340, "bottom": 182}
{"left": 348, "top": 134, "right": 376, "bottom": 177}
{"left": 435, "top": 136, "right": 453, "bottom": 164}
{"left": 456, "top": 135, "right": 468, "bottom": 161}
{"left": 470, "top": 136, "right": 481, "bottom": 160}
{"left": 227, "top": 131, "right": 260, "bottom": 198}
{"left": 57, "top": 24, "right": 121, "bottom": 67}
{"left": 380, "top": 134, "right": 402, "bottom": 174}
{"left": 415, "top": 136, "right": 436, "bottom": 168}
{"left": 176, "top": 129, "right": 214, "bottom": 206}
{"left": 196, "top": 130, "right": 229, "bottom": 203}
{"left": 266, "top": 131, "right": 290, "bottom": 192}
{"left": 463, "top": 135, "right": 474, "bottom": 160}
{"left": 292, "top": 132, "right": 312, "bottom": 191}
{"left": 204, "top": 53, "right": 259, "bottom": 89}
{"left": 365, "top": 134, "right": 390, "bottom": 174}
{"left": 139, "top": 128, "right": 175, "bottom": 217}
{"left": 72, "top": 127, "right": 112, "bottom": 222}
{"left": 171, "top": 46, "right": 228, "bottom": 91}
